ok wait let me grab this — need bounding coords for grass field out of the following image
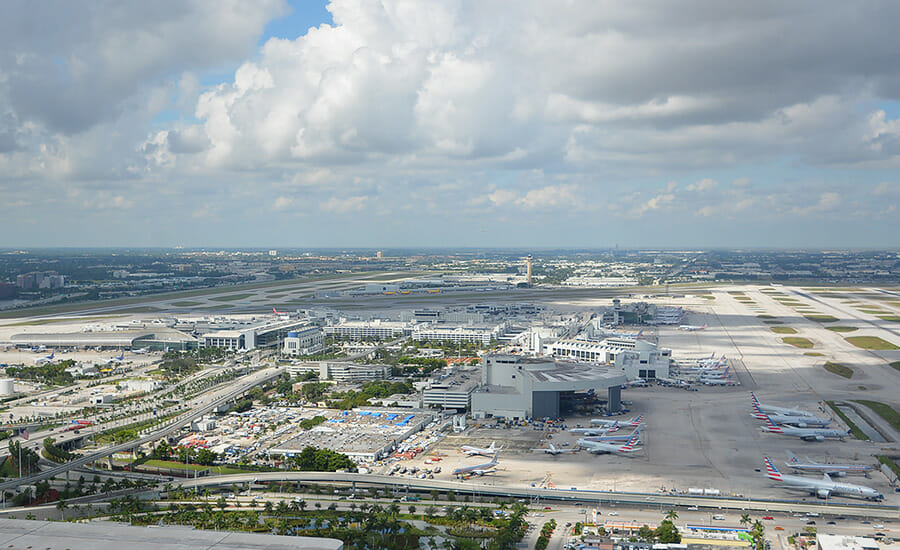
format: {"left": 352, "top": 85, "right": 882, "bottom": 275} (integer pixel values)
{"left": 858, "top": 308, "right": 889, "bottom": 314}
{"left": 763, "top": 320, "right": 784, "bottom": 324}
{"left": 804, "top": 314, "right": 839, "bottom": 323}
{"left": 209, "top": 293, "right": 253, "bottom": 302}
{"left": 823, "top": 361, "right": 853, "bottom": 379}
{"left": 844, "top": 336, "right": 900, "bottom": 350}
{"left": 825, "top": 326, "right": 858, "bottom": 332}
{"left": 171, "top": 301, "right": 203, "bottom": 307}
{"left": 851, "top": 400, "right": 900, "bottom": 432}
{"left": 757, "top": 314, "right": 776, "bottom": 319}
{"left": 891, "top": 361, "right": 900, "bottom": 372}
{"left": 803, "top": 352, "right": 824, "bottom": 356}
{"left": 877, "top": 315, "right": 900, "bottom": 322}
{"left": 770, "top": 326, "right": 798, "bottom": 334}
{"left": 782, "top": 337, "right": 814, "bottom": 349}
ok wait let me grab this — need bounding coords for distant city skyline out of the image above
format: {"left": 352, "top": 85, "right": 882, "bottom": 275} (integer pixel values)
{"left": 1, "top": 1, "right": 899, "bottom": 248}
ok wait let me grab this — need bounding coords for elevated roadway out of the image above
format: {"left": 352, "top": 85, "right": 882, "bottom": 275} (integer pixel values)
{"left": 172, "top": 471, "right": 899, "bottom": 520}
{"left": 0, "top": 367, "right": 283, "bottom": 492}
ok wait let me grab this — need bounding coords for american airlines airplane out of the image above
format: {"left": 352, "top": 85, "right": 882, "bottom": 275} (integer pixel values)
{"left": 34, "top": 351, "right": 55, "bottom": 365}
{"left": 679, "top": 323, "right": 707, "bottom": 331}
{"left": 581, "top": 424, "right": 643, "bottom": 443}
{"left": 533, "top": 443, "right": 577, "bottom": 455}
{"left": 764, "top": 457, "right": 882, "bottom": 501}
{"left": 784, "top": 451, "right": 873, "bottom": 477}
{"left": 461, "top": 441, "right": 501, "bottom": 457}
{"left": 750, "top": 392, "right": 815, "bottom": 417}
{"left": 452, "top": 453, "right": 499, "bottom": 477}
{"left": 751, "top": 402, "right": 831, "bottom": 427}
{"left": 577, "top": 431, "right": 641, "bottom": 454}
{"left": 760, "top": 414, "right": 848, "bottom": 441}
{"left": 590, "top": 414, "right": 643, "bottom": 429}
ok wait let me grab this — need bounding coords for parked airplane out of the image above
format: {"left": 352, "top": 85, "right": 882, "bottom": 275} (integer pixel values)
{"left": 764, "top": 457, "right": 882, "bottom": 501}
{"left": 582, "top": 424, "right": 643, "bottom": 443}
{"left": 273, "top": 307, "right": 289, "bottom": 316}
{"left": 461, "top": 442, "right": 501, "bottom": 457}
{"left": 750, "top": 392, "right": 816, "bottom": 417}
{"left": 679, "top": 323, "right": 707, "bottom": 331}
{"left": 784, "top": 451, "right": 873, "bottom": 477}
{"left": 533, "top": 443, "right": 578, "bottom": 455}
{"left": 452, "top": 453, "right": 499, "bottom": 477}
{"left": 570, "top": 427, "right": 614, "bottom": 436}
{"left": 702, "top": 377, "right": 735, "bottom": 386}
{"left": 751, "top": 403, "right": 831, "bottom": 427}
{"left": 34, "top": 351, "right": 55, "bottom": 365}
{"left": 131, "top": 347, "right": 150, "bottom": 354}
{"left": 590, "top": 415, "right": 643, "bottom": 428}
{"left": 760, "top": 414, "right": 848, "bottom": 441}
{"left": 577, "top": 431, "right": 641, "bottom": 454}
{"left": 102, "top": 352, "right": 125, "bottom": 366}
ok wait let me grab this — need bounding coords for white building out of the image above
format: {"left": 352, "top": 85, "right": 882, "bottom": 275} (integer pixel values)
{"left": 817, "top": 535, "right": 880, "bottom": 550}
{"left": 412, "top": 322, "right": 507, "bottom": 345}
{"left": 324, "top": 319, "right": 420, "bottom": 339}
{"left": 282, "top": 327, "right": 325, "bottom": 356}
{"left": 288, "top": 361, "right": 390, "bottom": 382}
{"left": 548, "top": 337, "right": 671, "bottom": 380}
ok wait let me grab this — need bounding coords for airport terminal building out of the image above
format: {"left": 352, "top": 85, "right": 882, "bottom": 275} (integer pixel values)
{"left": 470, "top": 354, "right": 627, "bottom": 420}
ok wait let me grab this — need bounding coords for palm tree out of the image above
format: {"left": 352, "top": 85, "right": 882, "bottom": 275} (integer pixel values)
{"left": 666, "top": 509, "right": 678, "bottom": 521}
{"left": 740, "top": 514, "right": 752, "bottom": 527}
{"left": 264, "top": 500, "right": 274, "bottom": 516}
{"left": 56, "top": 499, "right": 68, "bottom": 520}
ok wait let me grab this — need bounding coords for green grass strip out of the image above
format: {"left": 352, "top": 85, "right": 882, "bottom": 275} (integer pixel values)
{"left": 825, "top": 326, "right": 858, "bottom": 332}
{"left": 844, "top": 336, "right": 900, "bottom": 350}
{"left": 782, "top": 337, "right": 814, "bottom": 349}
{"left": 851, "top": 400, "right": 900, "bottom": 432}
{"left": 823, "top": 361, "right": 853, "bottom": 379}
{"left": 824, "top": 401, "right": 869, "bottom": 441}
{"left": 770, "top": 326, "right": 797, "bottom": 334}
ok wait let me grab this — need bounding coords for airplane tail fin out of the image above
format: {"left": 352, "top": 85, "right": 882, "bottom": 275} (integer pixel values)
{"left": 763, "top": 414, "right": 783, "bottom": 432}
{"left": 764, "top": 457, "right": 783, "bottom": 480}
{"left": 750, "top": 392, "right": 760, "bottom": 404}
{"left": 619, "top": 432, "right": 640, "bottom": 452}
{"left": 785, "top": 450, "right": 800, "bottom": 464}
{"left": 636, "top": 330, "right": 644, "bottom": 338}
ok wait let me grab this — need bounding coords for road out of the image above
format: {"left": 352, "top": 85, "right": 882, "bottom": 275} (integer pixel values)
{"left": 171, "top": 471, "right": 899, "bottom": 519}
{"left": 0, "top": 367, "right": 283, "bottom": 492}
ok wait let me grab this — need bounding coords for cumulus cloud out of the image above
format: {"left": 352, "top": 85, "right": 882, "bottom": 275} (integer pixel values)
{"left": 2, "top": 1, "right": 900, "bottom": 245}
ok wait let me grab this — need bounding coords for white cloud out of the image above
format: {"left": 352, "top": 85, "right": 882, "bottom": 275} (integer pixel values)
{"left": 687, "top": 178, "right": 718, "bottom": 192}
{"left": 321, "top": 195, "right": 368, "bottom": 214}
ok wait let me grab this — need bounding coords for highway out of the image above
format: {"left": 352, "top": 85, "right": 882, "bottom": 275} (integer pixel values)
{"left": 172, "top": 471, "right": 899, "bottom": 520}
{"left": 0, "top": 367, "right": 283, "bottom": 492}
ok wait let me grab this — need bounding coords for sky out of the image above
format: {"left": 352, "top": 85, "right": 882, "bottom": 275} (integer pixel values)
{"left": 1, "top": 1, "right": 899, "bottom": 249}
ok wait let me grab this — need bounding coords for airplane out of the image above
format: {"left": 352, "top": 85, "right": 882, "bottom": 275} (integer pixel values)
{"left": 533, "top": 443, "right": 578, "bottom": 455}
{"left": 452, "top": 453, "right": 499, "bottom": 477}
{"left": 751, "top": 402, "right": 831, "bottom": 427}
{"left": 101, "top": 352, "right": 125, "bottom": 366}
{"left": 132, "top": 347, "right": 150, "bottom": 354}
{"left": 750, "top": 392, "right": 816, "bottom": 417}
{"left": 461, "top": 441, "right": 501, "bottom": 457}
{"left": 701, "top": 377, "right": 736, "bottom": 386}
{"left": 273, "top": 307, "right": 289, "bottom": 316}
{"left": 784, "top": 451, "right": 873, "bottom": 477}
{"left": 570, "top": 427, "right": 615, "bottom": 436}
{"left": 760, "top": 414, "right": 848, "bottom": 441}
{"left": 582, "top": 424, "right": 643, "bottom": 443}
{"left": 679, "top": 323, "right": 707, "bottom": 331}
{"left": 577, "top": 431, "right": 641, "bottom": 454}
{"left": 763, "top": 457, "right": 882, "bottom": 501}
{"left": 590, "top": 414, "right": 643, "bottom": 428}
{"left": 34, "top": 351, "right": 55, "bottom": 365}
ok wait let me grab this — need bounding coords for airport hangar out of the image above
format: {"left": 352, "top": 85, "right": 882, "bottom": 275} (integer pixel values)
{"left": 469, "top": 354, "right": 628, "bottom": 420}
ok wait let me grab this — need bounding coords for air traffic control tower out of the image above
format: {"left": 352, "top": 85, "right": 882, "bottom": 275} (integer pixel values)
{"left": 471, "top": 354, "right": 627, "bottom": 420}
